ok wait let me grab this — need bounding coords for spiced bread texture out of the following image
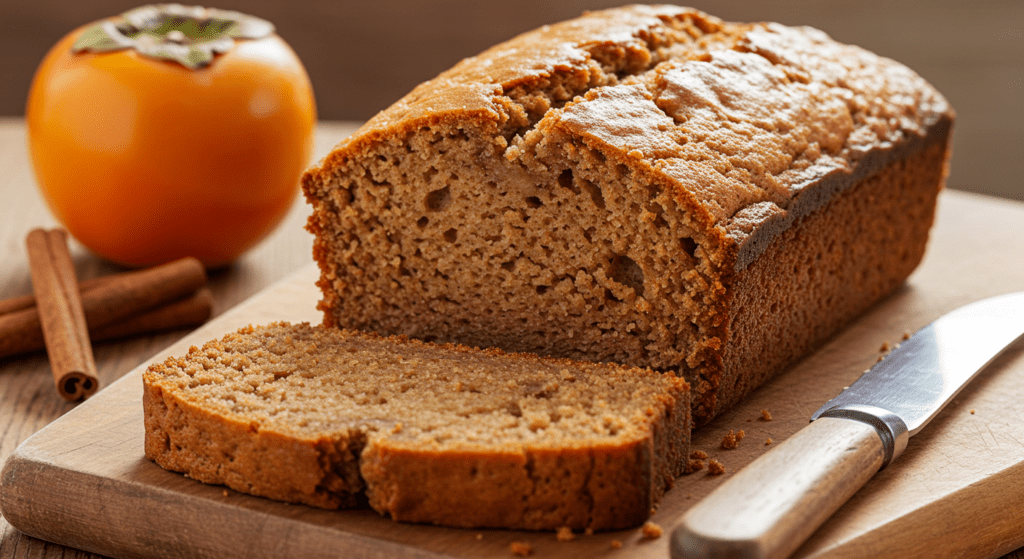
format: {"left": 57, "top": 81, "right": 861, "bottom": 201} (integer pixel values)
{"left": 143, "top": 322, "right": 690, "bottom": 530}
{"left": 302, "top": 5, "right": 954, "bottom": 424}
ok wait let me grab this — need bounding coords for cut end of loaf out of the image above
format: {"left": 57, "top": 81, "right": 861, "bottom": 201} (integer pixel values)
{"left": 142, "top": 322, "right": 690, "bottom": 530}
{"left": 302, "top": 5, "right": 953, "bottom": 424}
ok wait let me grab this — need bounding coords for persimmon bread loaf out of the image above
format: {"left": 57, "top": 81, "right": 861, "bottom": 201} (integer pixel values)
{"left": 301, "top": 5, "right": 954, "bottom": 424}
{"left": 142, "top": 322, "right": 690, "bottom": 530}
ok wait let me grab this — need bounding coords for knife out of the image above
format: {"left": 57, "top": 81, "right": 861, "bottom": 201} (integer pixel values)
{"left": 671, "top": 291, "right": 1024, "bottom": 559}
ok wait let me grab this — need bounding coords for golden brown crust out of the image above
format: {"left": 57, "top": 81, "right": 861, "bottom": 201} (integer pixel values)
{"left": 301, "top": 5, "right": 954, "bottom": 426}
{"left": 143, "top": 323, "right": 690, "bottom": 530}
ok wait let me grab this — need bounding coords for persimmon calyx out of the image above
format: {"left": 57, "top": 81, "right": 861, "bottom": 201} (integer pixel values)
{"left": 72, "top": 4, "right": 275, "bottom": 69}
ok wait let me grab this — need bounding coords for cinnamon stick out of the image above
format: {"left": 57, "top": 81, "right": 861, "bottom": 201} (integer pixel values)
{"left": 0, "top": 257, "right": 210, "bottom": 361}
{"left": 0, "top": 288, "right": 214, "bottom": 359}
{"left": 91, "top": 288, "right": 214, "bottom": 341}
{"left": 26, "top": 229, "right": 98, "bottom": 401}
{"left": 0, "top": 275, "right": 111, "bottom": 315}
{"left": 77, "top": 257, "right": 207, "bottom": 330}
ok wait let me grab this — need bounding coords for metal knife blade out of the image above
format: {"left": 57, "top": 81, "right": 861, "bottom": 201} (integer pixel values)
{"left": 672, "top": 292, "right": 1024, "bottom": 559}
{"left": 812, "top": 291, "right": 1024, "bottom": 436}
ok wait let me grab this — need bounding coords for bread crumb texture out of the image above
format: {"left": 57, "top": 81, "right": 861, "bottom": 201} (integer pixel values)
{"left": 641, "top": 520, "right": 664, "bottom": 539}
{"left": 143, "top": 322, "right": 690, "bottom": 531}
{"left": 301, "top": 5, "right": 953, "bottom": 428}
{"left": 707, "top": 459, "right": 726, "bottom": 475}
{"left": 721, "top": 429, "right": 744, "bottom": 449}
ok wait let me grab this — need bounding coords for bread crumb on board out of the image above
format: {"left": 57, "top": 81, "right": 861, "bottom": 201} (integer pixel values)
{"left": 610, "top": 539, "right": 623, "bottom": 549}
{"left": 766, "top": 437, "right": 773, "bottom": 445}
{"left": 556, "top": 526, "right": 575, "bottom": 542}
{"left": 684, "top": 458, "right": 705, "bottom": 474}
{"left": 722, "top": 429, "right": 745, "bottom": 449}
{"left": 690, "top": 450, "right": 708, "bottom": 460}
{"left": 641, "top": 521, "right": 663, "bottom": 539}
{"left": 584, "top": 527, "right": 594, "bottom": 536}
{"left": 510, "top": 541, "right": 533, "bottom": 556}
{"left": 880, "top": 341, "right": 890, "bottom": 352}
{"left": 760, "top": 409, "right": 772, "bottom": 421}
{"left": 476, "top": 533, "right": 483, "bottom": 540}
{"left": 708, "top": 459, "right": 726, "bottom": 475}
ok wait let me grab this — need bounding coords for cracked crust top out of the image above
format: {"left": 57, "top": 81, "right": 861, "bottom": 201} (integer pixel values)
{"left": 304, "top": 4, "right": 953, "bottom": 271}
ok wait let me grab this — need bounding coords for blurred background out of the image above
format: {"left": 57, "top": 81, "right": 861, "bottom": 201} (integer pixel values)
{"left": 2, "top": 0, "right": 1021, "bottom": 200}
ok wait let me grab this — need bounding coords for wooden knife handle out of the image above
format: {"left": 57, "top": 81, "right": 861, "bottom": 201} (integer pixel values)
{"left": 671, "top": 417, "right": 886, "bottom": 559}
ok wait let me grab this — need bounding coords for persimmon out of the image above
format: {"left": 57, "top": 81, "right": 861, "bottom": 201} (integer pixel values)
{"left": 26, "top": 5, "right": 316, "bottom": 267}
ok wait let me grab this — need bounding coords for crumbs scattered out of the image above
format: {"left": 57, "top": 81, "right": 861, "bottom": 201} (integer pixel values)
{"left": 707, "top": 459, "right": 726, "bottom": 475}
{"left": 510, "top": 541, "right": 533, "bottom": 556}
{"left": 760, "top": 409, "right": 773, "bottom": 421}
{"left": 722, "top": 429, "right": 745, "bottom": 449}
{"left": 610, "top": 539, "right": 623, "bottom": 549}
{"left": 556, "top": 527, "right": 575, "bottom": 542}
{"left": 584, "top": 527, "right": 594, "bottom": 536}
{"left": 877, "top": 355, "right": 885, "bottom": 362}
{"left": 684, "top": 458, "right": 705, "bottom": 474}
{"left": 766, "top": 437, "right": 773, "bottom": 446}
{"left": 690, "top": 450, "right": 708, "bottom": 460}
{"left": 222, "top": 489, "right": 229, "bottom": 497}
{"left": 880, "top": 341, "right": 890, "bottom": 352}
{"left": 971, "top": 409, "right": 976, "bottom": 415}
{"left": 641, "top": 521, "right": 663, "bottom": 539}
{"left": 476, "top": 533, "right": 484, "bottom": 541}
{"left": 902, "top": 331, "right": 911, "bottom": 341}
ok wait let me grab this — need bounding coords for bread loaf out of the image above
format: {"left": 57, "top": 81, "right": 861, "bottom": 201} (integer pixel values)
{"left": 302, "top": 5, "right": 953, "bottom": 424}
{"left": 143, "top": 322, "right": 689, "bottom": 530}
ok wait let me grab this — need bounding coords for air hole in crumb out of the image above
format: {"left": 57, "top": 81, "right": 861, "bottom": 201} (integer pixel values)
{"left": 443, "top": 228, "right": 458, "bottom": 243}
{"left": 425, "top": 185, "right": 452, "bottom": 211}
{"left": 580, "top": 179, "right": 605, "bottom": 209}
{"left": 416, "top": 216, "right": 429, "bottom": 229}
{"left": 423, "top": 167, "right": 438, "bottom": 182}
{"left": 681, "top": 237, "right": 698, "bottom": 258}
{"left": 501, "top": 260, "right": 516, "bottom": 271}
{"left": 608, "top": 255, "right": 644, "bottom": 297}
{"left": 423, "top": 335, "right": 437, "bottom": 343}
{"left": 604, "top": 288, "right": 621, "bottom": 303}
{"left": 536, "top": 285, "right": 549, "bottom": 295}
{"left": 526, "top": 196, "right": 543, "bottom": 208}
{"left": 557, "top": 169, "right": 580, "bottom": 194}
{"left": 506, "top": 401, "right": 523, "bottom": 417}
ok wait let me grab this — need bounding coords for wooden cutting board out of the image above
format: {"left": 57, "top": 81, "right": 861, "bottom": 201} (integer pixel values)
{"left": 2, "top": 190, "right": 1024, "bottom": 559}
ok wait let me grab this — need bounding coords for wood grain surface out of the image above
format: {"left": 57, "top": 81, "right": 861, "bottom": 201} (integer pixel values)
{"left": 1, "top": 118, "right": 1024, "bottom": 559}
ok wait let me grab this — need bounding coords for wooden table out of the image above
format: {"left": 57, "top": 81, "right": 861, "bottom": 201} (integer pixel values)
{"left": 1, "top": 117, "right": 1022, "bottom": 559}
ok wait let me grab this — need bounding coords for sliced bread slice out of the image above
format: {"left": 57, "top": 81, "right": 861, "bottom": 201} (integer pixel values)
{"left": 143, "top": 322, "right": 689, "bottom": 530}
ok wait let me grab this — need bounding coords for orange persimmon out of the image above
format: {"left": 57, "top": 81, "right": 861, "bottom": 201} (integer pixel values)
{"left": 26, "top": 5, "right": 316, "bottom": 267}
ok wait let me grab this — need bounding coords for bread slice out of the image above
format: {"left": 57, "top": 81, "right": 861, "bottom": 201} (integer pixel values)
{"left": 143, "top": 322, "right": 690, "bottom": 530}
{"left": 301, "top": 6, "right": 953, "bottom": 425}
